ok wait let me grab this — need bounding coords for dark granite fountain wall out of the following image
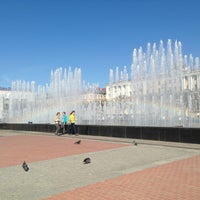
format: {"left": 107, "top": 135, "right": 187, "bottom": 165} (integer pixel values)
{"left": 1, "top": 123, "right": 200, "bottom": 144}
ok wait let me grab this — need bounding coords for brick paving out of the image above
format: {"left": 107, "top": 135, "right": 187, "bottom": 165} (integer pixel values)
{"left": 0, "top": 130, "right": 200, "bottom": 200}
{"left": 0, "top": 134, "right": 128, "bottom": 168}
{"left": 44, "top": 155, "right": 200, "bottom": 200}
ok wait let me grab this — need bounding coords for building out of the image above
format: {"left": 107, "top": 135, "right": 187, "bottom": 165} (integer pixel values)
{"left": 106, "top": 68, "right": 200, "bottom": 122}
{"left": 0, "top": 88, "right": 11, "bottom": 122}
{"left": 106, "top": 80, "right": 131, "bottom": 100}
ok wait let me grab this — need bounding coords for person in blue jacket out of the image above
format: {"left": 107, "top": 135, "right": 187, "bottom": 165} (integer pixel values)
{"left": 61, "top": 111, "right": 68, "bottom": 134}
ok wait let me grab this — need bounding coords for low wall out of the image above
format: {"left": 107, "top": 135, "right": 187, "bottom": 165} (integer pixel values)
{"left": 0, "top": 123, "right": 200, "bottom": 144}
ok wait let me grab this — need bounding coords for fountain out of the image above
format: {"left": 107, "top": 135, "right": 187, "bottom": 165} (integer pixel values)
{"left": 5, "top": 39, "right": 200, "bottom": 127}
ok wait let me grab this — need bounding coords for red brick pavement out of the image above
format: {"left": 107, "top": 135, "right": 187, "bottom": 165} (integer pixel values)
{"left": 0, "top": 134, "right": 129, "bottom": 168}
{"left": 44, "top": 155, "right": 200, "bottom": 200}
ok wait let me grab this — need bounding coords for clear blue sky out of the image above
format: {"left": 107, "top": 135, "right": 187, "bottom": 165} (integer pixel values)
{"left": 0, "top": 0, "right": 200, "bottom": 88}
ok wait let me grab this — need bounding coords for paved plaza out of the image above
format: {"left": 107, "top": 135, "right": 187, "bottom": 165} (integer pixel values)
{"left": 0, "top": 130, "right": 200, "bottom": 200}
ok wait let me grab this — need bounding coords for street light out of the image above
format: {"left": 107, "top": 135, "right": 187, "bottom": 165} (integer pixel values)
{"left": 197, "top": 112, "right": 200, "bottom": 126}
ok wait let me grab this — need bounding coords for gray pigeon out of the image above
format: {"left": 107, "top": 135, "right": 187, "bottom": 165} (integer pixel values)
{"left": 74, "top": 140, "right": 81, "bottom": 144}
{"left": 132, "top": 140, "right": 138, "bottom": 146}
{"left": 22, "top": 161, "right": 29, "bottom": 172}
{"left": 83, "top": 157, "right": 91, "bottom": 164}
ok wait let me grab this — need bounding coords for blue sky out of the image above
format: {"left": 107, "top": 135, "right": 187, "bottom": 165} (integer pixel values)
{"left": 0, "top": 0, "right": 200, "bottom": 88}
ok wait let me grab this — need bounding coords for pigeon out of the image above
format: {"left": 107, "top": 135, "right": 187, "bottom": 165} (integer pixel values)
{"left": 132, "top": 140, "right": 138, "bottom": 146}
{"left": 83, "top": 157, "right": 91, "bottom": 164}
{"left": 22, "top": 161, "right": 29, "bottom": 172}
{"left": 74, "top": 140, "right": 81, "bottom": 144}
{"left": 134, "top": 142, "right": 138, "bottom": 146}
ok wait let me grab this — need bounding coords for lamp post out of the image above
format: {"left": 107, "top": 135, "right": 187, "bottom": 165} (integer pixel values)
{"left": 197, "top": 112, "right": 200, "bottom": 127}
{"left": 178, "top": 117, "right": 182, "bottom": 127}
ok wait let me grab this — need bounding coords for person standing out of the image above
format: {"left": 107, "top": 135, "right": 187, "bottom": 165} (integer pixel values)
{"left": 61, "top": 111, "right": 68, "bottom": 134}
{"left": 54, "top": 112, "right": 61, "bottom": 135}
{"left": 69, "top": 110, "right": 78, "bottom": 135}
